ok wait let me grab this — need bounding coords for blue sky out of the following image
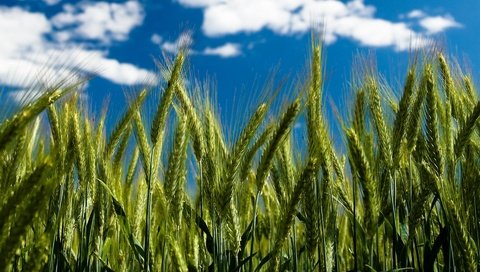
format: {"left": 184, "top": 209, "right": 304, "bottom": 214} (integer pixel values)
{"left": 0, "top": 0, "right": 473, "bottom": 129}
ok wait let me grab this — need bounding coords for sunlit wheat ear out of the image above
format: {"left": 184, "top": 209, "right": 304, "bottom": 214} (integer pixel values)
{"left": 239, "top": 122, "right": 275, "bottom": 182}
{"left": 69, "top": 96, "right": 88, "bottom": 186}
{"left": 304, "top": 172, "right": 319, "bottom": 257}
{"left": 306, "top": 44, "right": 323, "bottom": 152}
{"left": 405, "top": 70, "right": 428, "bottom": 154}
{"left": 347, "top": 128, "right": 378, "bottom": 233}
{"left": 83, "top": 117, "right": 97, "bottom": 194}
{"left": 151, "top": 52, "right": 185, "bottom": 144}
{"left": 303, "top": 43, "right": 326, "bottom": 261}
{"left": 142, "top": 51, "right": 187, "bottom": 271}
{"left": 123, "top": 147, "right": 139, "bottom": 205}
{"left": 223, "top": 102, "right": 269, "bottom": 255}
{"left": 269, "top": 157, "right": 319, "bottom": 271}
{"left": 438, "top": 53, "right": 462, "bottom": 120}
{"left": 164, "top": 110, "right": 188, "bottom": 222}
{"left": 366, "top": 76, "right": 392, "bottom": 169}
{"left": 273, "top": 138, "right": 294, "bottom": 204}
{"left": 0, "top": 86, "right": 73, "bottom": 152}
{"left": 113, "top": 123, "right": 132, "bottom": 174}
{"left": 133, "top": 109, "right": 151, "bottom": 174}
{"left": 220, "top": 103, "right": 268, "bottom": 211}
{"left": 47, "top": 104, "right": 61, "bottom": 146}
{"left": 392, "top": 67, "right": 416, "bottom": 166}
{"left": 256, "top": 100, "right": 300, "bottom": 192}
{"left": 423, "top": 63, "right": 443, "bottom": 177}
{"left": 352, "top": 89, "right": 366, "bottom": 139}
{"left": 105, "top": 88, "right": 147, "bottom": 159}
{"left": 132, "top": 174, "right": 147, "bottom": 237}
{"left": 463, "top": 75, "right": 477, "bottom": 101}
{"left": 175, "top": 83, "right": 205, "bottom": 160}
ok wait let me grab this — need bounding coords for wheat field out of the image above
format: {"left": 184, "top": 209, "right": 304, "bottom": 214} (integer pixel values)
{"left": 1, "top": 43, "right": 479, "bottom": 271}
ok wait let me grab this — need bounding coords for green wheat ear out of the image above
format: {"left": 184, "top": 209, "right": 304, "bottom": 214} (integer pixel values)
{"left": 256, "top": 99, "right": 300, "bottom": 192}
{"left": 367, "top": 76, "right": 392, "bottom": 169}
{"left": 392, "top": 67, "right": 416, "bottom": 165}
{"left": 0, "top": 87, "right": 69, "bottom": 151}
{"left": 105, "top": 88, "right": 147, "bottom": 159}
{"left": 423, "top": 63, "right": 443, "bottom": 177}
{"left": 219, "top": 102, "right": 268, "bottom": 212}
{"left": 347, "top": 128, "right": 378, "bottom": 234}
{"left": 164, "top": 110, "right": 188, "bottom": 222}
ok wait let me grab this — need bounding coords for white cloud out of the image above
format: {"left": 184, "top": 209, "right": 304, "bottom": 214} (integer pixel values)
{"left": 43, "top": 0, "right": 61, "bottom": 6}
{"left": 0, "top": 4, "right": 155, "bottom": 88}
{"left": 0, "top": 7, "right": 51, "bottom": 57}
{"left": 159, "top": 34, "right": 241, "bottom": 58}
{"left": 327, "top": 17, "right": 428, "bottom": 51}
{"left": 51, "top": 1, "right": 144, "bottom": 44}
{"left": 201, "top": 0, "right": 300, "bottom": 36}
{"left": 406, "top": 9, "right": 426, "bottom": 19}
{"left": 151, "top": 33, "right": 163, "bottom": 45}
{"left": 39, "top": 48, "right": 156, "bottom": 85}
{"left": 176, "top": 0, "right": 459, "bottom": 51}
{"left": 203, "top": 43, "right": 241, "bottom": 58}
{"left": 419, "top": 16, "right": 461, "bottom": 34}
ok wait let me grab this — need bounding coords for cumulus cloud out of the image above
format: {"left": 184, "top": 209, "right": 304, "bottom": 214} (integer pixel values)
{"left": 40, "top": 48, "right": 155, "bottom": 85}
{"left": 419, "top": 16, "right": 461, "bottom": 34}
{"left": 51, "top": 1, "right": 144, "bottom": 44}
{"left": 203, "top": 43, "right": 241, "bottom": 58}
{"left": 403, "top": 10, "right": 461, "bottom": 34}
{"left": 0, "top": 7, "right": 51, "bottom": 58}
{"left": 176, "top": 0, "right": 460, "bottom": 51}
{"left": 0, "top": 3, "right": 154, "bottom": 88}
